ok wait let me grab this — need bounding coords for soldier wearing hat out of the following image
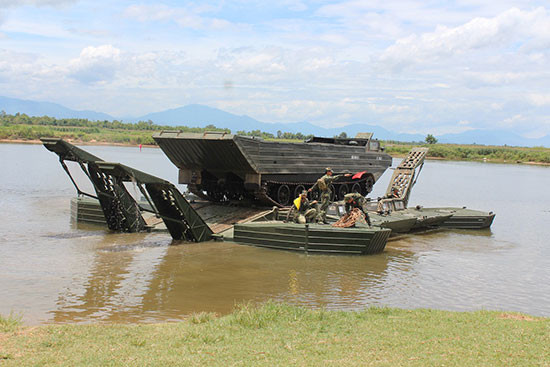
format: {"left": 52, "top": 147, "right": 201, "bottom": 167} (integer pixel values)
{"left": 309, "top": 167, "right": 350, "bottom": 223}
{"left": 344, "top": 192, "right": 372, "bottom": 226}
{"left": 289, "top": 190, "right": 318, "bottom": 224}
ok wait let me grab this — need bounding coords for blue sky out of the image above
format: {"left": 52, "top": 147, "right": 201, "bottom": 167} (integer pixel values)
{"left": 1, "top": 1, "right": 550, "bottom": 137}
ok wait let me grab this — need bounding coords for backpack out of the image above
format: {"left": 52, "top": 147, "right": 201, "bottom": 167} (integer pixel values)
{"left": 317, "top": 177, "right": 328, "bottom": 191}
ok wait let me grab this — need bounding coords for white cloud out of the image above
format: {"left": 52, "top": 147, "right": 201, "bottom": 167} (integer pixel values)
{"left": 68, "top": 45, "right": 121, "bottom": 84}
{"left": 528, "top": 94, "right": 550, "bottom": 106}
{"left": 2, "top": 1, "right": 550, "bottom": 139}
{"left": 501, "top": 114, "right": 526, "bottom": 128}
{"left": 123, "top": 4, "right": 239, "bottom": 31}
{"left": 213, "top": 47, "right": 339, "bottom": 85}
{"left": 380, "top": 7, "right": 550, "bottom": 70}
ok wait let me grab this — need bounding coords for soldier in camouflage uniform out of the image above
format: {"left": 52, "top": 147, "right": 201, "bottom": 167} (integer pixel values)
{"left": 344, "top": 192, "right": 372, "bottom": 226}
{"left": 309, "top": 167, "right": 350, "bottom": 224}
{"left": 288, "top": 191, "right": 318, "bottom": 224}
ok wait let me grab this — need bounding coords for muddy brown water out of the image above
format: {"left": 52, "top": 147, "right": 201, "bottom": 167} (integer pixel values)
{"left": 1, "top": 143, "right": 549, "bottom": 324}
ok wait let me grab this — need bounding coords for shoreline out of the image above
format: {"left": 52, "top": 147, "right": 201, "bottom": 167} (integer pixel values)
{"left": 2, "top": 138, "right": 549, "bottom": 166}
{"left": 0, "top": 138, "right": 158, "bottom": 148}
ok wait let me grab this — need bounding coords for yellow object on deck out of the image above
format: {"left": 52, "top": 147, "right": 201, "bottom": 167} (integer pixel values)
{"left": 293, "top": 197, "right": 301, "bottom": 210}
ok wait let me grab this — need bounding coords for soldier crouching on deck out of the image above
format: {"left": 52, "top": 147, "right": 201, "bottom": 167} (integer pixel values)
{"left": 288, "top": 190, "right": 318, "bottom": 224}
{"left": 344, "top": 192, "right": 372, "bottom": 226}
{"left": 309, "top": 167, "right": 351, "bottom": 224}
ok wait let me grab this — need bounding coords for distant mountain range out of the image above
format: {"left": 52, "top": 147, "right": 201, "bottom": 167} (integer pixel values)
{"left": 133, "top": 104, "right": 428, "bottom": 142}
{"left": 0, "top": 96, "right": 113, "bottom": 121}
{"left": 2, "top": 95, "right": 549, "bottom": 147}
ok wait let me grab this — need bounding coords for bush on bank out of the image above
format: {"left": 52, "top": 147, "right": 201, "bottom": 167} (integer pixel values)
{"left": 385, "top": 143, "right": 550, "bottom": 163}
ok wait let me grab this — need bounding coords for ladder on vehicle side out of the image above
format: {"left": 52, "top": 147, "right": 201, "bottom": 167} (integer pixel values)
{"left": 384, "top": 147, "right": 429, "bottom": 207}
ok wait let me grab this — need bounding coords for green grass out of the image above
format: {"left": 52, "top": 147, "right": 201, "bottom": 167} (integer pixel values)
{"left": 0, "top": 313, "right": 21, "bottom": 333}
{"left": 1, "top": 303, "right": 548, "bottom": 366}
{"left": 385, "top": 143, "right": 550, "bottom": 164}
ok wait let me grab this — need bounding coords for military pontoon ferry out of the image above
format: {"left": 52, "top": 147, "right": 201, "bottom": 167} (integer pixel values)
{"left": 41, "top": 138, "right": 392, "bottom": 254}
{"left": 41, "top": 137, "right": 495, "bottom": 255}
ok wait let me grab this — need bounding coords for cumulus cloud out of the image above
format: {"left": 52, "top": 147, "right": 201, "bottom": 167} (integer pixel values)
{"left": 68, "top": 45, "right": 121, "bottom": 84}
{"left": 380, "top": 7, "right": 550, "bottom": 70}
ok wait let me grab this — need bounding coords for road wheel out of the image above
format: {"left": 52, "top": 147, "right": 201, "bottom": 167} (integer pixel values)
{"left": 294, "top": 185, "right": 305, "bottom": 198}
{"left": 277, "top": 184, "right": 291, "bottom": 206}
{"left": 364, "top": 176, "right": 375, "bottom": 194}
{"left": 338, "top": 184, "right": 349, "bottom": 200}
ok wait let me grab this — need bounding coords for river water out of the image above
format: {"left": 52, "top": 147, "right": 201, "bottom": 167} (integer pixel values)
{"left": 1, "top": 143, "right": 549, "bottom": 324}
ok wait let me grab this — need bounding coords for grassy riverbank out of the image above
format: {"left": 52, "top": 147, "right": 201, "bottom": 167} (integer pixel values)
{"left": 0, "top": 114, "right": 229, "bottom": 145}
{"left": 2, "top": 114, "right": 550, "bottom": 164}
{"left": 385, "top": 143, "right": 550, "bottom": 164}
{"left": 1, "top": 303, "right": 548, "bottom": 366}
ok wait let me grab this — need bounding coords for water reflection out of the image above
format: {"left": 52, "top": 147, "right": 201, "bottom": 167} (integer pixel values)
{"left": 50, "top": 238, "right": 418, "bottom": 323}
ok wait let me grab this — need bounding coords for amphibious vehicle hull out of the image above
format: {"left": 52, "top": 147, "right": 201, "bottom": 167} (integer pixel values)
{"left": 431, "top": 207, "right": 495, "bottom": 229}
{"left": 153, "top": 131, "right": 392, "bottom": 206}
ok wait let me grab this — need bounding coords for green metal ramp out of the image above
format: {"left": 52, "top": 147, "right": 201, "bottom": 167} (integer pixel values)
{"left": 95, "top": 162, "right": 212, "bottom": 242}
{"left": 41, "top": 138, "right": 212, "bottom": 242}
{"left": 41, "top": 138, "right": 146, "bottom": 233}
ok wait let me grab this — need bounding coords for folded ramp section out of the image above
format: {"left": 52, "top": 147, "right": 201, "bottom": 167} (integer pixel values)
{"left": 94, "top": 163, "right": 213, "bottom": 242}
{"left": 41, "top": 138, "right": 146, "bottom": 233}
{"left": 41, "top": 138, "right": 212, "bottom": 242}
{"left": 385, "top": 147, "right": 429, "bottom": 207}
{"left": 87, "top": 163, "right": 146, "bottom": 232}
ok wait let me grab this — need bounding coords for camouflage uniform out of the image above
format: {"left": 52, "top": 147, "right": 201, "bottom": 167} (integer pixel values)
{"left": 310, "top": 172, "right": 343, "bottom": 223}
{"left": 290, "top": 197, "right": 318, "bottom": 224}
{"left": 344, "top": 192, "right": 372, "bottom": 226}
